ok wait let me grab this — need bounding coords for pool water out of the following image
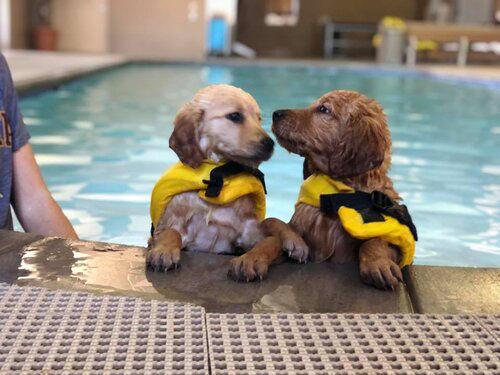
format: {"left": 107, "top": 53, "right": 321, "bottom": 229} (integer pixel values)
{"left": 18, "top": 63, "right": 500, "bottom": 267}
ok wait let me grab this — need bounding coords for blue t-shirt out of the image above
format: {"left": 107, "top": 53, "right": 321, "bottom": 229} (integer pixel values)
{"left": 0, "top": 53, "right": 31, "bottom": 230}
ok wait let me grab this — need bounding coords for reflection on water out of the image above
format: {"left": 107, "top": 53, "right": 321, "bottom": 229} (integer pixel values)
{"left": 18, "top": 238, "right": 153, "bottom": 295}
{"left": 18, "top": 63, "right": 500, "bottom": 267}
{"left": 35, "top": 154, "right": 92, "bottom": 165}
{"left": 252, "top": 285, "right": 300, "bottom": 313}
{"left": 30, "top": 135, "right": 73, "bottom": 145}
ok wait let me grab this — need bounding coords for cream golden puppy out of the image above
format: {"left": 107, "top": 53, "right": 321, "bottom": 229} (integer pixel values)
{"left": 147, "top": 85, "right": 303, "bottom": 281}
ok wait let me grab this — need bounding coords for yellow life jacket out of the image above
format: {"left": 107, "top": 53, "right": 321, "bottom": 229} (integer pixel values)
{"left": 297, "top": 174, "right": 417, "bottom": 268}
{"left": 150, "top": 160, "right": 267, "bottom": 229}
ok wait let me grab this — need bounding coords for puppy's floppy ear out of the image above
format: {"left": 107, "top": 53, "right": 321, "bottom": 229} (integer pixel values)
{"left": 327, "top": 113, "right": 388, "bottom": 178}
{"left": 169, "top": 102, "right": 205, "bottom": 168}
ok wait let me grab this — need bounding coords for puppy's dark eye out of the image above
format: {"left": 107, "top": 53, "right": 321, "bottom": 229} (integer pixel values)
{"left": 226, "top": 112, "right": 244, "bottom": 123}
{"left": 317, "top": 105, "right": 331, "bottom": 114}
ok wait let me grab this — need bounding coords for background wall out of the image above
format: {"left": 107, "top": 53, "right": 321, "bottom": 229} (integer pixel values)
{"left": 51, "top": 0, "right": 109, "bottom": 53}
{"left": 455, "top": 0, "right": 494, "bottom": 24}
{"left": 9, "top": 0, "right": 30, "bottom": 49}
{"left": 4, "top": 0, "right": 206, "bottom": 61}
{"left": 236, "top": 0, "right": 427, "bottom": 57}
{"left": 109, "top": 0, "right": 205, "bottom": 60}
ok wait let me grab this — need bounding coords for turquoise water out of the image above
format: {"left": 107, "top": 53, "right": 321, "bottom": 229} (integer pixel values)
{"left": 18, "top": 63, "right": 500, "bottom": 267}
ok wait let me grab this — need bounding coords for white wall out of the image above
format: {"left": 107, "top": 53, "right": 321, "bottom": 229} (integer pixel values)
{"left": 456, "top": 0, "right": 494, "bottom": 24}
{"left": 3, "top": 0, "right": 208, "bottom": 60}
{"left": 206, "top": 0, "right": 237, "bottom": 24}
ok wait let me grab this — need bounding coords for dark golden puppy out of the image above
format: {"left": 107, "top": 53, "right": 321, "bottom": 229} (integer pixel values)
{"left": 271, "top": 90, "right": 417, "bottom": 290}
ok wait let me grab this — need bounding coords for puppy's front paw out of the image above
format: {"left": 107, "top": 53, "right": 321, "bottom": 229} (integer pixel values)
{"left": 227, "top": 253, "right": 269, "bottom": 282}
{"left": 282, "top": 231, "right": 309, "bottom": 263}
{"left": 359, "top": 258, "right": 403, "bottom": 291}
{"left": 146, "top": 247, "right": 181, "bottom": 272}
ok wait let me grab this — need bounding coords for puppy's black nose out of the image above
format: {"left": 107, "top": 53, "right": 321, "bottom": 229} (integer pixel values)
{"left": 272, "top": 110, "right": 287, "bottom": 122}
{"left": 261, "top": 137, "right": 275, "bottom": 154}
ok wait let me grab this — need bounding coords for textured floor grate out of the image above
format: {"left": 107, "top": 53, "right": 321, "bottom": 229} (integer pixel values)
{"left": 0, "top": 283, "right": 207, "bottom": 374}
{"left": 207, "top": 313, "right": 500, "bottom": 375}
{"left": 477, "top": 315, "right": 500, "bottom": 341}
{"left": 1, "top": 283, "right": 499, "bottom": 375}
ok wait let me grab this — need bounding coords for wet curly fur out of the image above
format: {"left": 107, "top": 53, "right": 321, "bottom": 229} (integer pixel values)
{"left": 271, "top": 90, "right": 404, "bottom": 290}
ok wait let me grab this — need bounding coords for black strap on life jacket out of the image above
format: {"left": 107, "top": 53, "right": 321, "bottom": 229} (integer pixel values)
{"left": 202, "top": 161, "right": 267, "bottom": 198}
{"left": 151, "top": 161, "right": 266, "bottom": 237}
{"left": 320, "top": 190, "right": 418, "bottom": 241}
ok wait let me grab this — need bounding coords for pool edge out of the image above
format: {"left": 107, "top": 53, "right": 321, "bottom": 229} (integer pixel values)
{"left": 16, "top": 61, "right": 131, "bottom": 98}
{"left": 13, "top": 55, "right": 500, "bottom": 95}
{"left": 1, "top": 230, "right": 498, "bottom": 314}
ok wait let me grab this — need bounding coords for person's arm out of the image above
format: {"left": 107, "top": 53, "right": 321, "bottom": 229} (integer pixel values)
{"left": 11, "top": 143, "right": 78, "bottom": 239}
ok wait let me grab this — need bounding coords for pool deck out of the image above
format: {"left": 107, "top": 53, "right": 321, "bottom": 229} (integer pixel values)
{"left": 3, "top": 49, "right": 127, "bottom": 94}
{"left": 206, "top": 57, "right": 500, "bottom": 85}
{"left": 5, "top": 49, "right": 500, "bottom": 92}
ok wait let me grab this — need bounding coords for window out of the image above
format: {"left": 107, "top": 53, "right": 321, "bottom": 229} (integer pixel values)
{"left": 264, "top": 0, "right": 299, "bottom": 27}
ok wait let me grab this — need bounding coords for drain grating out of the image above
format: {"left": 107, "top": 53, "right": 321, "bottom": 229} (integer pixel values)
{"left": 0, "top": 283, "right": 207, "bottom": 374}
{"left": 1, "top": 283, "right": 499, "bottom": 375}
{"left": 477, "top": 315, "right": 500, "bottom": 341}
{"left": 207, "top": 313, "right": 500, "bottom": 375}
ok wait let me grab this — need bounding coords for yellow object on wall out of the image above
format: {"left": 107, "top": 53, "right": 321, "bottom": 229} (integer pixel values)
{"left": 373, "top": 16, "right": 438, "bottom": 51}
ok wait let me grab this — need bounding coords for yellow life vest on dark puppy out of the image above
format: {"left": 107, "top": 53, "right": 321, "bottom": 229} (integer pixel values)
{"left": 150, "top": 160, "right": 267, "bottom": 230}
{"left": 297, "top": 174, "right": 417, "bottom": 268}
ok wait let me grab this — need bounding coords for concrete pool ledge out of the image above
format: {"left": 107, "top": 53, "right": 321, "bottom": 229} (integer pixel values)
{"left": 205, "top": 57, "right": 500, "bottom": 87}
{"left": 6, "top": 50, "right": 500, "bottom": 95}
{"left": 3, "top": 49, "right": 127, "bottom": 95}
{"left": 0, "top": 230, "right": 498, "bottom": 315}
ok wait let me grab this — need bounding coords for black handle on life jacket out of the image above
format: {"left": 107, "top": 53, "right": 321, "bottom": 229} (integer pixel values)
{"left": 370, "top": 191, "right": 418, "bottom": 241}
{"left": 202, "top": 161, "right": 267, "bottom": 198}
{"left": 320, "top": 190, "right": 418, "bottom": 241}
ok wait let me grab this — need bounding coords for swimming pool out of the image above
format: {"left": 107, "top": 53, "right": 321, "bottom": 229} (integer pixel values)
{"left": 18, "top": 63, "right": 500, "bottom": 267}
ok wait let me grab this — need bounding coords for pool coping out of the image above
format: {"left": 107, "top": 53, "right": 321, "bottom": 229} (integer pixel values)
{"left": 15, "top": 60, "right": 129, "bottom": 97}
{"left": 0, "top": 230, "right": 498, "bottom": 314}
{"left": 129, "top": 57, "right": 500, "bottom": 89}
{"left": 11, "top": 53, "right": 500, "bottom": 96}
{"left": 4, "top": 50, "right": 128, "bottom": 96}
{"left": 16, "top": 62, "right": 129, "bottom": 97}
{"left": 208, "top": 57, "right": 500, "bottom": 88}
